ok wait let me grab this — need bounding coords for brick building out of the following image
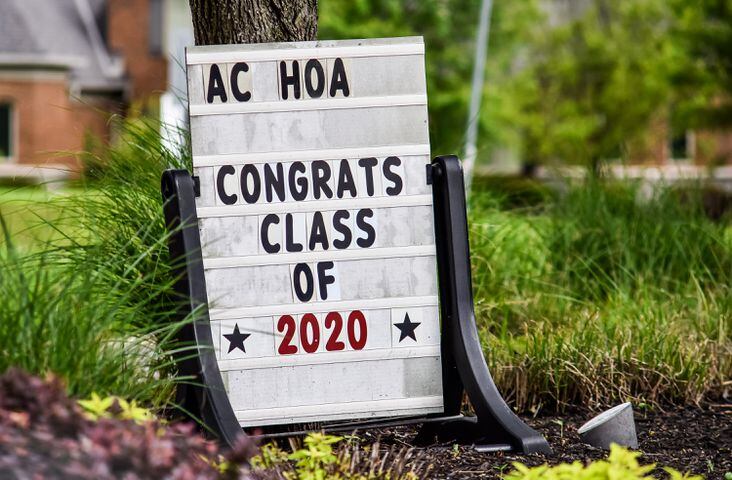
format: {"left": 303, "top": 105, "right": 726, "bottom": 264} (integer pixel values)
{"left": 0, "top": 0, "right": 167, "bottom": 173}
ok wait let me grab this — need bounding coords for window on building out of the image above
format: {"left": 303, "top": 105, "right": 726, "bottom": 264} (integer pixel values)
{"left": 670, "top": 130, "right": 692, "bottom": 161}
{"left": 0, "top": 104, "right": 12, "bottom": 160}
{"left": 149, "top": 0, "right": 163, "bottom": 56}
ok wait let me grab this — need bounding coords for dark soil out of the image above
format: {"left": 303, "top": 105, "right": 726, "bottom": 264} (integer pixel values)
{"left": 361, "top": 405, "right": 732, "bottom": 479}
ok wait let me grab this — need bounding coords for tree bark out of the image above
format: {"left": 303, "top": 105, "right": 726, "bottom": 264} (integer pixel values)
{"left": 189, "top": 0, "right": 317, "bottom": 46}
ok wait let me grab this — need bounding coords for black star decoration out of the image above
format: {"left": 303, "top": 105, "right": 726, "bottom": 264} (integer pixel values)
{"left": 224, "top": 324, "right": 251, "bottom": 353}
{"left": 394, "top": 313, "right": 421, "bottom": 342}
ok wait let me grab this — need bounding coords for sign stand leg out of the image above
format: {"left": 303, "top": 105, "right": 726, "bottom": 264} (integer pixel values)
{"left": 162, "top": 169, "right": 246, "bottom": 447}
{"left": 420, "top": 155, "right": 551, "bottom": 454}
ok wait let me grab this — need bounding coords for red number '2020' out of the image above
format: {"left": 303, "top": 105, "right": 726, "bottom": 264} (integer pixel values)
{"left": 277, "top": 310, "right": 367, "bottom": 354}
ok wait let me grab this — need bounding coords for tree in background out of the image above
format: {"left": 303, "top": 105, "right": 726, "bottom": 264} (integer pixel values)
{"left": 480, "top": 0, "right": 732, "bottom": 171}
{"left": 510, "top": 0, "right": 686, "bottom": 171}
{"left": 319, "top": 0, "right": 541, "bottom": 157}
{"left": 189, "top": 0, "right": 317, "bottom": 45}
{"left": 317, "top": 0, "right": 697, "bottom": 170}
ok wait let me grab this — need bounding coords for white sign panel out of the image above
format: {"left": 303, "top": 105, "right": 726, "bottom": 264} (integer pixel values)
{"left": 186, "top": 37, "right": 443, "bottom": 427}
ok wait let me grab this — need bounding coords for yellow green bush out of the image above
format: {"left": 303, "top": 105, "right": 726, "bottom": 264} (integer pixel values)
{"left": 78, "top": 393, "right": 155, "bottom": 423}
{"left": 504, "top": 444, "right": 703, "bottom": 480}
{"left": 252, "top": 433, "right": 426, "bottom": 479}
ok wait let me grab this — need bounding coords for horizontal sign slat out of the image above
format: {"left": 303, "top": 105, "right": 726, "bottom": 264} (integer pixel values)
{"left": 187, "top": 55, "right": 429, "bottom": 106}
{"left": 190, "top": 94, "right": 427, "bottom": 116}
{"left": 216, "top": 345, "right": 442, "bottom": 371}
{"left": 192, "top": 144, "right": 430, "bottom": 168}
{"left": 211, "top": 305, "right": 440, "bottom": 364}
{"left": 234, "top": 396, "right": 443, "bottom": 427}
{"left": 225, "top": 357, "right": 442, "bottom": 412}
{"left": 209, "top": 295, "right": 439, "bottom": 320}
{"left": 203, "top": 245, "right": 435, "bottom": 269}
{"left": 187, "top": 37, "right": 424, "bottom": 64}
{"left": 190, "top": 106, "right": 428, "bottom": 156}
{"left": 205, "top": 256, "right": 438, "bottom": 309}
{"left": 194, "top": 155, "right": 431, "bottom": 208}
{"left": 224, "top": 356, "right": 442, "bottom": 425}
{"left": 199, "top": 206, "right": 435, "bottom": 259}
{"left": 195, "top": 194, "right": 432, "bottom": 217}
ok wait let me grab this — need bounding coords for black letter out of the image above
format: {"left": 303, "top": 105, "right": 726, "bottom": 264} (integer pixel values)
{"left": 279, "top": 60, "right": 301, "bottom": 100}
{"left": 288, "top": 162, "right": 308, "bottom": 201}
{"left": 293, "top": 263, "right": 314, "bottom": 302}
{"left": 240, "top": 164, "right": 261, "bottom": 204}
{"left": 260, "top": 214, "right": 280, "bottom": 253}
{"left": 285, "top": 214, "right": 304, "bottom": 252}
{"left": 336, "top": 159, "right": 357, "bottom": 198}
{"left": 229, "top": 62, "right": 251, "bottom": 102}
{"left": 358, "top": 157, "right": 378, "bottom": 196}
{"left": 206, "top": 64, "right": 228, "bottom": 103}
{"left": 317, "top": 261, "right": 336, "bottom": 300}
{"left": 308, "top": 212, "right": 329, "bottom": 251}
{"left": 356, "top": 209, "right": 376, "bottom": 248}
{"left": 329, "top": 58, "right": 350, "bottom": 97}
{"left": 216, "top": 165, "right": 237, "bottom": 205}
{"left": 332, "top": 210, "right": 352, "bottom": 249}
{"left": 311, "top": 160, "right": 333, "bottom": 199}
{"left": 382, "top": 156, "right": 403, "bottom": 196}
{"left": 304, "top": 59, "right": 325, "bottom": 98}
{"left": 264, "top": 163, "right": 286, "bottom": 202}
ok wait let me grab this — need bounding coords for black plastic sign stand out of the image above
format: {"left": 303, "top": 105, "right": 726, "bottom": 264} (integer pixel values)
{"left": 161, "top": 155, "right": 550, "bottom": 454}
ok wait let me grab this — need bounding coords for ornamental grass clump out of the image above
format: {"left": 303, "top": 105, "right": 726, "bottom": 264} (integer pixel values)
{"left": 469, "top": 180, "right": 731, "bottom": 411}
{"left": 0, "top": 218, "right": 184, "bottom": 405}
{"left": 0, "top": 119, "right": 197, "bottom": 408}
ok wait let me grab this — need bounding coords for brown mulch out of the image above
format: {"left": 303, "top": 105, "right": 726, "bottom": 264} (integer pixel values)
{"left": 360, "top": 406, "right": 732, "bottom": 479}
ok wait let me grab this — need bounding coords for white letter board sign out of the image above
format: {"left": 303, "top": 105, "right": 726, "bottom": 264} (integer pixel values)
{"left": 186, "top": 37, "right": 443, "bottom": 427}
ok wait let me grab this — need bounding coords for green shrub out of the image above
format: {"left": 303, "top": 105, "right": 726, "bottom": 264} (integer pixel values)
{"left": 545, "top": 180, "right": 729, "bottom": 302}
{"left": 78, "top": 393, "right": 155, "bottom": 423}
{"left": 504, "top": 444, "right": 702, "bottom": 480}
{"left": 470, "top": 179, "right": 731, "bottom": 410}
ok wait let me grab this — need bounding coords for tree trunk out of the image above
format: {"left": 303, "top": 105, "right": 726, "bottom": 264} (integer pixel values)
{"left": 188, "top": 0, "right": 317, "bottom": 46}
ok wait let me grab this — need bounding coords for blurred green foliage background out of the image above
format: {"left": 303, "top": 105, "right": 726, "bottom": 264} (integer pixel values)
{"left": 320, "top": 0, "right": 732, "bottom": 169}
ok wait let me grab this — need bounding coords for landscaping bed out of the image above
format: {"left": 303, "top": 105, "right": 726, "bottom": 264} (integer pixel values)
{"left": 2, "top": 366, "right": 727, "bottom": 478}
{"left": 358, "top": 406, "right": 732, "bottom": 478}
